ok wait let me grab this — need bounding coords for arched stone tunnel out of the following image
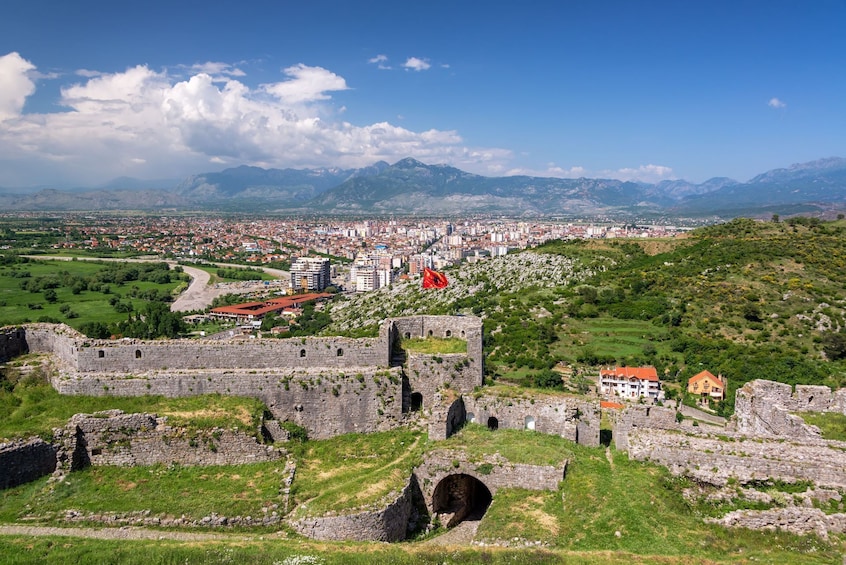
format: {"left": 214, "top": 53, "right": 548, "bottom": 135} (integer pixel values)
{"left": 431, "top": 473, "right": 493, "bottom": 528}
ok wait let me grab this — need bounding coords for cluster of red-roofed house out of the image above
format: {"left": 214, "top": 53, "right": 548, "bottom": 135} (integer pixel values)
{"left": 598, "top": 365, "right": 726, "bottom": 406}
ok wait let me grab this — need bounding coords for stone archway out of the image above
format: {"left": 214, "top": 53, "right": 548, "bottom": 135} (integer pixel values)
{"left": 431, "top": 473, "right": 493, "bottom": 528}
{"left": 487, "top": 416, "right": 498, "bottom": 431}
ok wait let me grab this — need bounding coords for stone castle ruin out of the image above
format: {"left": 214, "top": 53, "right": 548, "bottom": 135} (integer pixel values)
{"left": 6, "top": 316, "right": 846, "bottom": 540}
{"left": 0, "top": 316, "right": 598, "bottom": 541}
{"left": 617, "top": 379, "right": 846, "bottom": 538}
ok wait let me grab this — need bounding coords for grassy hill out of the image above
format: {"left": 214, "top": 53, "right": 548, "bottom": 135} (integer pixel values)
{"left": 325, "top": 217, "right": 846, "bottom": 413}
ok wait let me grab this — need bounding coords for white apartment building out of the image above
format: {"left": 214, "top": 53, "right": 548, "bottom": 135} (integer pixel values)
{"left": 599, "top": 366, "right": 661, "bottom": 400}
{"left": 290, "top": 257, "right": 331, "bottom": 292}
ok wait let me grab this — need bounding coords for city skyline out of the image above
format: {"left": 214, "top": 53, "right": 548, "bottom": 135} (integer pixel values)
{"left": 1, "top": 1, "right": 844, "bottom": 188}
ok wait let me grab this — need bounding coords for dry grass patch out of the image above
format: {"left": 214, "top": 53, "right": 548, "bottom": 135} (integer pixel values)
{"left": 164, "top": 405, "right": 253, "bottom": 427}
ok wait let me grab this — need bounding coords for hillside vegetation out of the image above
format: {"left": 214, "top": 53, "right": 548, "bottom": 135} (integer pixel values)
{"left": 326, "top": 218, "right": 846, "bottom": 413}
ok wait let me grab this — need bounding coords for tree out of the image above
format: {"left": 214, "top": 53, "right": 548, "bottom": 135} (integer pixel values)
{"left": 822, "top": 332, "right": 846, "bottom": 361}
{"left": 260, "top": 312, "right": 279, "bottom": 331}
{"left": 43, "top": 289, "right": 57, "bottom": 303}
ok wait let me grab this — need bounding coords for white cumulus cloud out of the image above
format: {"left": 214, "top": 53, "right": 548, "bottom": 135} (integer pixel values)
{"left": 606, "top": 164, "right": 675, "bottom": 183}
{"left": 262, "top": 64, "right": 349, "bottom": 104}
{"left": 503, "top": 163, "right": 675, "bottom": 183}
{"left": 0, "top": 53, "right": 513, "bottom": 186}
{"left": 0, "top": 52, "right": 36, "bottom": 121}
{"left": 403, "top": 57, "right": 431, "bottom": 71}
{"left": 768, "top": 97, "right": 786, "bottom": 109}
{"left": 189, "top": 61, "right": 246, "bottom": 78}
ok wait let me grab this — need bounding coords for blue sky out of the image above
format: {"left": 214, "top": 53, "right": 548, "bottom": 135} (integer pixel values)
{"left": 0, "top": 0, "right": 844, "bottom": 188}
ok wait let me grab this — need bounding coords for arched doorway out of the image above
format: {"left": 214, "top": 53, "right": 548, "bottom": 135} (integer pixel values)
{"left": 410, "top": 392, "right": 423, "bottom": 412}
{"left": 487, "top": 416, "right": 498, "bottom": 431}
{"left": 432, "top": 474, "right": 492, "bottom": 528}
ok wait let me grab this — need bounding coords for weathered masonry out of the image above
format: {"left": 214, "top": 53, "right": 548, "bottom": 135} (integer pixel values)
{"left": 1, "top": 316, "right": 485, "bottom": 440}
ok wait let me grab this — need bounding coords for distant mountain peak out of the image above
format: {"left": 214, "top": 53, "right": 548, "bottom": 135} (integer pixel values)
{"left": 393, "top": 157, "right": 428, "bottom": 169}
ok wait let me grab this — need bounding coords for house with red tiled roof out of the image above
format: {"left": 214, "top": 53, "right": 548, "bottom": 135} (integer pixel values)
{"left": 599, "top": 366, "right": 661, "bottom": 400}
{"left": 687, "top": 370, "right": 726, "bottom": 402}
{"left": 209, "top": 293, "right": 331, "bottom": 323}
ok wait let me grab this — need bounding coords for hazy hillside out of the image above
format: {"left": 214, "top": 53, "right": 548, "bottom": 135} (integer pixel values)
{"left": 1, "top": 157, "right": 845, "bottom": 216}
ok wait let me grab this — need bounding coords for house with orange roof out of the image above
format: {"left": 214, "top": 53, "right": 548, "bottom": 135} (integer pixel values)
{"left": 209, "top": 293, "right": 331, "bottom": 323}
{"left": 599, "top": 366, "right": 661, "bottom": 400}
{"left": 687, "top": 370, "right": 726, "bottom": 402}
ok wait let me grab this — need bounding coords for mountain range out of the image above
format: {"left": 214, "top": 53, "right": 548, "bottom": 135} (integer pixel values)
{"left": 1, "top": 157, "right": 845, "bottom": 218}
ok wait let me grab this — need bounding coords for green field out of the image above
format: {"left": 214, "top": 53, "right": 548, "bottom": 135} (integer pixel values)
{"left": 0, "top": 258, "right": 187, "bottom": 330}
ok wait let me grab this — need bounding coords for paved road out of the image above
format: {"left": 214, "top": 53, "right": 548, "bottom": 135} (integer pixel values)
{"left": 24, "top": 255, "right": 288, "bottom": 313}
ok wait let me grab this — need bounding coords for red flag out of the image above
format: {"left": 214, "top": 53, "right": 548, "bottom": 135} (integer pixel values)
{"left": 422, "top": 267, "right": 448, "bottom": 289}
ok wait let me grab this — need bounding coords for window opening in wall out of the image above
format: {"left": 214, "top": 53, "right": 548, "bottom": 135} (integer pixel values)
{"left": 410, "top": 392, "right": 423, "bottom": 412}
{"left": 445, "top": 330, "right": 452, "bottom": 337}
{"left": 487, "top": 416, "right": 499, "bottom": 431}
{"left": 466, "top": 412, "right": 476, "bottom": 423}
{"left": 461, "top": 330, "right": 466, "bottom": 338}
{"left": 98, "top": 350, "right": 105, "bottom": 358}
{"left": 91, "top": 448, "right": 102, "bottom": 456}
{"left": 646, "top": 407, "right": 651, "bottom": 417}
{"left": 524, "top": 416, "right": 535, "bottom": 430}
{"left": 428, "top": 330, "right": 433, "bottom": 337}
{"left": 300, "top": 349, "right": 306, "bottom": 357}
{"left": 336, "top": 348, "right": 344, "bottom": 357}
{"left": 135, "top": 349, "right": 142, "bottom": 359}
{"left": 404, "top": 332, "right": 411, "bottom": 339}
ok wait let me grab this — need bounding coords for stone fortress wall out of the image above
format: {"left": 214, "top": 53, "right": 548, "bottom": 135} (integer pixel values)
{"left": 615, "top": 381, "right": 846, "bottom": 538}
{"left": 53, "top": 410, "right": 283, "bottom": 471}
{"left": 732, "top": 379, "right": 846, "bottom": 438}
{"left": 463, "top": 393, "right": 600, "bottom": 447}
{"left": 0, "top": 316, "right": 604, "bottom": 542}
{"left": 0, "top": 438, "right": 56, "bottom": 490}
{"left": 0, "top": 317, "right": 485, "bottom": 441}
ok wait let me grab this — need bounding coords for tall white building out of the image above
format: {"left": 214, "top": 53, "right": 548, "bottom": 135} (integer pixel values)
{"left": 290, "top": 257, "right": 331, "bottom": 291}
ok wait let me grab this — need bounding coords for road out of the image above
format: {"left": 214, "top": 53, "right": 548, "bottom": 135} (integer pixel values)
{"left": 24, "top": 255, "right": 288, "bottom": 312}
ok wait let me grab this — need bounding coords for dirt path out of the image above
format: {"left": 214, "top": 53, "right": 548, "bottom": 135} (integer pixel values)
{"left": 605, "top": 447, "right": 615, "bottom": 469}
{"left": 0, "top": 524, "right": 267, "bottom": 542}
